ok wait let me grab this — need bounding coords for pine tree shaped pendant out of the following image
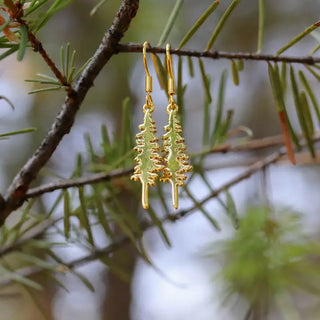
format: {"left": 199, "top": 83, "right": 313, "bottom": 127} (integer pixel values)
{"left": 161, "top": 101, "right": 192, "bottom": 210}
{"left": 131, "top": 98, "right": 163, "bottom": 209}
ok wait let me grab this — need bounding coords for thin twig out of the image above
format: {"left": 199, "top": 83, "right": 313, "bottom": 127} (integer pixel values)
{"left": 7, "top": 3, "right": 69, "bottom": 88}
{"left": 26, "top": 29, "right": 69, "bottom": 88}
{"left": 25, "top": 167, "right": 133, "bottom": 198}
{"left": 204, "top": 131, "right": 320, "bottom": 155}
{"left": 209, "top": 134, "right": 284, "bottom": 153}
{"left": 0, "top": 0, "right": 140, "bottom": 226}
{"left": 116, "top": 43, "right": 320, "bottom": 65}
{"left": 66, "top": 235, "right": 130, "bottom": 269}
{"left": 168, "top": 147, "right": 285, "bottom": 221}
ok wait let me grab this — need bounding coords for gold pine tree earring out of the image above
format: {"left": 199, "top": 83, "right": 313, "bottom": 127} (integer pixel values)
{"left": 131, "top": 42, "right": 163, "bottom": 209}
{"left": 161, "top": 44, "right": 192, "bottom": 210}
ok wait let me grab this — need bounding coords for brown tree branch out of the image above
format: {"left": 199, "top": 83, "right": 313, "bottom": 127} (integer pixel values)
{"left": 26, "top": 30, "right": 69, "bottom": 88}
{"left": 209, "top": 134, "right": 285, "bottom": 153}
{"left": 116, "top": 43, "right": 320, "bottom": 65}
{"left": 25, "top": 167, "right": 133, "bottom": 199}
{"left": 0, "top": 0, "right": 140, "bottom": 226}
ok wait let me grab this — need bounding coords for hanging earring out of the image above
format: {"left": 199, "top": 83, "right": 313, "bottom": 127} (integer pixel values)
{"left": 161, "top": 44, "right": 192, "bottom": 210}
{"left": 131, "top": 42, "right": 163, "bottom": 209}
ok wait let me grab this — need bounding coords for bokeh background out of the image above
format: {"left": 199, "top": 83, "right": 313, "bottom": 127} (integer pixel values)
{"left": 0, "top": 0, "right": 320, "bottom": 319}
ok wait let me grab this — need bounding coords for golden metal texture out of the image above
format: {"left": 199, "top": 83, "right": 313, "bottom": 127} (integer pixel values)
{"left": 161, "top": 44, "right": 192, "bottom": 209}
{"left": 131, "top": 42, "right": 163, "bottom": 209}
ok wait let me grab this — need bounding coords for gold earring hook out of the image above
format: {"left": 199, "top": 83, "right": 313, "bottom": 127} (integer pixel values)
{"left": 166, "top": 44, "right": 175, "bottom": 96}
{"left": 143, "top": 41, "right": 152, "bottom": 94}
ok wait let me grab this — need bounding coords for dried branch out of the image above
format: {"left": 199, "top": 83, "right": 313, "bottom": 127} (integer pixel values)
{"left": 0, "top": 0, "right": 140, "bottom": 226}
{"left": 117, "top": 43, "right": 320, "bottom": 65}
